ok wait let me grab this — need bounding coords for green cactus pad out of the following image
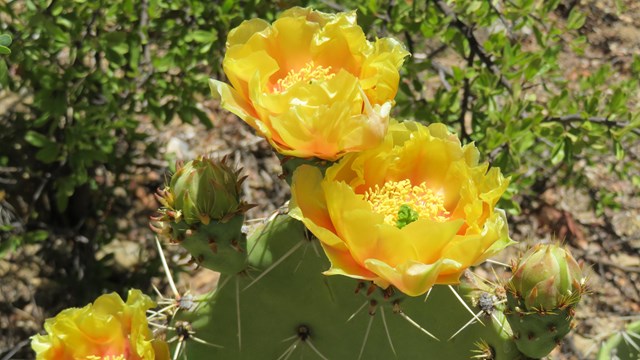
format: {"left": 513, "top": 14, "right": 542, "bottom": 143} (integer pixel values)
{"left": 172, "top": 215, "right": 247, "bottom": 274}
{"left": 598, "top": 320, "right": 640, "bottom": 360}
{"left": 173, "top": 214, "right": 524, "bottom": 359}
{"left": 505, "top": 292, "right": 575, "bottom": 359}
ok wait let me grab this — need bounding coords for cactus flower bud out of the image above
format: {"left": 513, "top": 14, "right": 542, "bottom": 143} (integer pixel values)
{"left": 509, "top": 244, "right": 585, "bottom": 311}
{"left": 152, "top": 156, "right": 253, "bottom": 274}
{"left": 505, "top": 244, "right": 587, "bottom": 359}
{"left": 167, "top": 156, "right": 245, "bottom": 224}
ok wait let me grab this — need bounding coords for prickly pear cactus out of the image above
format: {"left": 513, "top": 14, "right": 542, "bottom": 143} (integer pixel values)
{"left": 149, "top": 153, "right": 590, "bottom": 359}
{"left": 174, "top": 214, "right": 523, "bottom": 359}
{"left": 504, "top": 244, "right": 587, "bottom": 359}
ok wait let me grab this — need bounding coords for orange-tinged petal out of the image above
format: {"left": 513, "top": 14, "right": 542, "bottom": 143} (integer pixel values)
{"left": 224, "top": 48, "right": 279, "bottom": 99}
{"left": 290, "top": 165, "right": 336, "bottom": 235}
{"left": 290, "top": 120, "right": 513, "bottom": 297}
{"left": 269, "top": 16, "right": 320, "bottom": 78}
{"left": 364, "top": 258, "right": 463, "bottom": 296}
{"left": 213, "top": 7, "right": 408, "bottom": 160}
{"left": 402, "top": 218, "right": 465, "bottom": 264}
{"left": 323, "top": 180, "right": 385, "bottom": 262}
{"left": 321, "top": 242, "right": 379, "bottom": 280}
{"left": 31, "top": 289, "right": 167, "bottom": 360}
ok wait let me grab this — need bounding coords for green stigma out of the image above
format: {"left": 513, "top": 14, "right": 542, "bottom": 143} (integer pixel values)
{"left": 396, "top": 204, "right": 419, "bottom": 229}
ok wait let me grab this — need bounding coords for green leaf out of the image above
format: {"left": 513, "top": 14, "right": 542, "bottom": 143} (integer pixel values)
{"left": 35, "top": 143, "right": 61, "bottom": 163}
{"left": 0, "top": 59, "right": 7, "bottom": 87}
{"left": 0, "top": 236, "right": 19, "bottom": 257}
{"left": 0, "top": 34, "right": 11, "bottom": 47}
{"left": 550, "top": 140, "right": 565, "bottom": 165}
{"left": 153, "top": 55, "right": 174, "bottom": 72}
{"left": 25, "top": 131, "right": 53, "bottom": 148}
{"left": 0, "top": 46, "right": 10, "bottom": 55}
{"left": 24, "top": 230, "right": 49, "bottom": 243}
{"left": 467, "top": 1, "right": 482, "bottom": 13}
{"left": 567, "top": 10, "right": 586, "bottom": 30}
{"left": 614, "top": 140, "right": 624, "bottom": 160}
{"left": 189, "top": 30, "right": 218, "bottom": 44}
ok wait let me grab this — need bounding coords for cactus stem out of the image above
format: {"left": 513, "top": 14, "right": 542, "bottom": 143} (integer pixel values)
{"left": 379, "top": 306, "right": 397, "bottom": 356}
{"left": 242, "top": 240, "right": 305, "bottom": 291}
{"left": 449, "top": 285, "right": 485, "bottom": 326}
{"left": 348, "top": 301, "right": 369, "bottom": 322}
{"left": 357, "top": 313, "right": 375, "bottom": 360}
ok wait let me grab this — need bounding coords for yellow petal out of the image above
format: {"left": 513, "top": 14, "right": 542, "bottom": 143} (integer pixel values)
{"left": 214, "top": 8, "right": 406, "bottom": 160}
{"left": 321, "top": 242, "right": 379, "bottom": 280}
{"left": 290, "top": 165, "right": 336, "bottom": 234}
{"left": 226, "top": 18, "right": 271, "bottom": 48}
{"left": 360, "top": 37, "right": 409, "bottom": 105}
{"left": 290, "top": 120, "right": 513, "bottom": 297}
{"left": 364, "top": 258, "right": 462, "bottom": 296}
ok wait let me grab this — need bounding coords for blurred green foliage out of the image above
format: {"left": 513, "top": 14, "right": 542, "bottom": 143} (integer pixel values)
{"left": 0, "top": 0, "right": 638, "bottom": 280}
{"left": 307, "top": 0, "right": 640, "bottom": 215}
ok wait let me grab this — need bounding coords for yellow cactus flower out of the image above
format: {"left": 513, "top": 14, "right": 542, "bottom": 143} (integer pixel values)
{"left": 31, "top": 290, "right": 170, "bottom": 360}
{"left": 210, "top": 7, "right": 409, "bottom": 160}
{"left": 290, "top": 121, "right": 514, "bottom": 296}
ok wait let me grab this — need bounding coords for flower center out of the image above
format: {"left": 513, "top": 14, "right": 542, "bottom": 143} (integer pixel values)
{"left": 363, "top": 180, "right": 450, "bottom": 227}
{"left": 86, "top": 355, "right": 127, "bottom": 360}
{"left": 273, "top": 61, "right": 334, "bottom": 93}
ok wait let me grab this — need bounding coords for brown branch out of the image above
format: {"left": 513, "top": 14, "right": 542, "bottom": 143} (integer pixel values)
{"left": 544, "top": 114, "right": 640, "bottom": 136}
{"left": 458, "top": 51, "right": 475, "bottom": 142}
{"left": 433, "top": 0, "right": 513, "bottom": 94}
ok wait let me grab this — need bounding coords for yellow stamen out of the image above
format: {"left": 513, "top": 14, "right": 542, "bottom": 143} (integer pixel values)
{"left": 274, "top": 61, "right": 334, "bottom": 93}
{"left": 364, "top": 180, "right": 449, "bottom": 226}
{"left": 86, "top": 355, "right": 127, "bottom": 360}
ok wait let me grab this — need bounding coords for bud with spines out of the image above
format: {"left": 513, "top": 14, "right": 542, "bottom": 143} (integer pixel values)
{"left": 151, "top": 156, "right": 254, "bottom": 274}
{"left": 505, "top": 243, "right": 587, "bottom": 359}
